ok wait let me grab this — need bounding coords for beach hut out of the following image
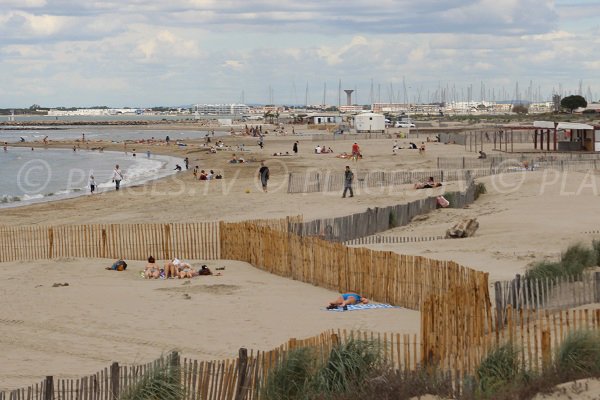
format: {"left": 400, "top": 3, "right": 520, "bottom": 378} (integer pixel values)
{"left": 533, "top": 121, "right": 600, "bottom": 152}
{"left": 354, "top": 112, "right": 385, "bottom": 133}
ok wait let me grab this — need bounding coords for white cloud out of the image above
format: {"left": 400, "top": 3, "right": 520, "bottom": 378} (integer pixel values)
{"left": 223, "top": 60, "right": 243, "bottom": 69}
{"left": 0, "top": 1, "right": 600, "bottom": 106}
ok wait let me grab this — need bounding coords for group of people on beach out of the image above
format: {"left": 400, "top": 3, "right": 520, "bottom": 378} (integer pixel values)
{"left": 107, "top": 256, "right": 219, "bottom": 279}
{"left": 193, "top": 166, "right": 222, "bottom": 180}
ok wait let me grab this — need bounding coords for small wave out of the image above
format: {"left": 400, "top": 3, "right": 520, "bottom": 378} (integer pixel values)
{"left": 0, "top": 195, "right": 22, "bottom": 203}
{"left": 21, "top": 193, "right": 45, "bottom": 201}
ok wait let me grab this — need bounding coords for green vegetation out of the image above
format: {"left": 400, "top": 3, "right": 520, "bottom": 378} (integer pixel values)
{"left": 560, "top": 95, "right": 587, "bottom": 113}
{"left": 458, "top": 330, "right": 600, "bottom": 400}
{"left": 120, "top": 355, "right": 183, "bottom": 400}
{"left": 554, "top": 330, "right": 600, "bottom": 378}
{"left": 474, "top": 182, "right": 487, "bottom": 200}
{"left": 525, "top": 242, "right": 597, "bottom": 280}
{"left": 262, "top": 339, "right": 382, "bottom": 400}
{"left": 476, "top": 344, "right": 521, "bottom": 394}
{"left": 261, "top": 347, "right": 317, "bottom": 399}
{"left": 511, "top": 104, "right": 529, "bottom": 114}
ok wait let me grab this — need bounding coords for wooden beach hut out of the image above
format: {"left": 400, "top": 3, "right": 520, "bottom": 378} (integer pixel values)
{"left": 533, "top": 121, "right": 600, "bottom": 152}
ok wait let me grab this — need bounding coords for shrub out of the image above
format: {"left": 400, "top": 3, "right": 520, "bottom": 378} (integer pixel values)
{"left": 262, "top": 347, "right": 317, "bottom": 400}
{"left": 554, "top": 330, "right": 600, "bottom": 379}
{"left": 525, "top": 243, "right": 596, "bottom": 280}
{"left": 443, "top": 192, "right": 456, "bottom": 207}
{"left": 333, "top": 368, "right": 453, "bottom": 400}
{"left": 560, "top": 243, "right": 596, "bottom": 275}
{"left": 474, "top": 182, "right": 487, "bottom": 200}
{"left": 476, "top": 343, "right": 520, "bottom": 394}
{"left": 120, "top": 355, "right": 183, "bottom": 400}
{"left": 312, "top": 339, "right": 382, "bottom": 395}
{"left": 591, "top": 239, "right": 600, "bottom": 266}
{"left": 525, "top": 260, "right": 562, "bottom": 281}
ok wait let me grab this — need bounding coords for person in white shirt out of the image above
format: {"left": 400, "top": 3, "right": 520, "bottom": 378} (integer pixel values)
{"left": 112, "top": 165, "right": 124, "bottom": 191}
{"left": 89, "top": 175, "right": 97, "bottom": 194}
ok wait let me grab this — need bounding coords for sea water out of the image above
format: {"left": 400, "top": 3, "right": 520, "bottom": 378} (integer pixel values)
{"left": 0, "top": 126, "right": 229, "bottom": 144}
{"left": 0, "top": 147, "right": 182, "bottom": 208}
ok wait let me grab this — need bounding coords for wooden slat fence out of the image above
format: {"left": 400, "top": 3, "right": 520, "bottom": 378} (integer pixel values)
{"left": 288, "top": 176, "right": 476, "bottom": 243}
{"left": 494, "top": 272, "right": 600, "bottom": 324}
{"left": 422, "top": 272, "right": 600, "bottom": 377}
{"left": 220, "top": 221, "right": 488, "bottom": 311}
{"left": 290, "top": 197, "right": 437, "bottom": 242}
{"left": 1, "top": 352, "right": 179, "bottom": 400}
{"left": 1, "top": 331, "right": 421, "bottom": 400}
{"left": 0, "top": 223, "right": 220, "bottom": 263}
{"left": 437, "top": 152, "right": 600, "bottom": 170}
{"left": 287, "top": 168, "right": 465, "bottom": 194}
{"left": 6, "top": 308, "right": 600, "bottom": 399}
{"left": 345, "top": 234, "right": 446, "bottom": 246}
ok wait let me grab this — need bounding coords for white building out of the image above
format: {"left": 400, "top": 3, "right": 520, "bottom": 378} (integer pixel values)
{"left": 193, "top": 104, "right": 249, "bottom": 115}
{"left": 354, "top": 112, "right": 385, "bottom": 133}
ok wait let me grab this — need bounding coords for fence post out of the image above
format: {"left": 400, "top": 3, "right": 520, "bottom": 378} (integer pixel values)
{"left": 110, "top": 362, "right": 120, "bottom": 400}
{"left": 331, "top": 333, "right": 340, "bottom": 346}
{"left": 44, "top": 376, "right": 53, "bottom": 400}
{"left": 287, "top": 173, "right": 292, "bottom": 193}
{"left": 316, "top": 173, "right": 321, "bottom": 192}
{"left": 48, "top": 227, "right": 54, "bottom": 259}
{"left": 595, "top": 272, "right": 600, "bottom": 302}
{"left": 101, "top": 228, "right": 107, "bottom": 258}
{"left": 494, "top": 281, "right": 504, "bottom": 329}
{"left": 170, "top": 350, "right": 180, "bottom": 369}
{"left": 235, "top": 348, "right": 249, "bottom": 400}
{"left": 541, "top": 329, "right": 551, "bottom": 372}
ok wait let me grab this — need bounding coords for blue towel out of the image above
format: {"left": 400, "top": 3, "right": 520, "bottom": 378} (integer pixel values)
{"left": 325, "top": 303, "right": 399, "bottom": 312}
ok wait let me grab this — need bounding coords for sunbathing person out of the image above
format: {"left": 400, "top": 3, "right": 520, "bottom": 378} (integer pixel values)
{"left": 414, "top": 176, "right": 442, "bottom": 189}
{"left": 178, "top": 261, "right": 195, "bottom": 279}
{"left": 106, "top": 258, "right": 127, "bottom": 271}
{"left": 164, "top": 258, "right": 183, "bottom": 279}
{"left": 144, "top": 256, "right": 160, "bottom": 279}
{"left": 327, "top": 292, "right": 369, "bottom": 310}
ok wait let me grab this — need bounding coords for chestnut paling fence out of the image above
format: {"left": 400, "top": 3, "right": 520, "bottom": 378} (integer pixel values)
{"left": 4, "top": 178, "right": 600, "bottom": 397}
{"left": 5, "top": 307, "right": 600, "bottom": 399}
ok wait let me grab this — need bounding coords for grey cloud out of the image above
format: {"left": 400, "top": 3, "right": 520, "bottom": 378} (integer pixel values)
{"left": 0, "top": 0, "right": 559, "bottom": 39}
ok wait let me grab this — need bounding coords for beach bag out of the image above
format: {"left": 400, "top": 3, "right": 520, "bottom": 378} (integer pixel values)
{"left": 437, "top": 196, "right": 450, "bottom": 208}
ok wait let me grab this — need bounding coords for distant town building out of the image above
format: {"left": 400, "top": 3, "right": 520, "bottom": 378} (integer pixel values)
{"left": 339, "top": 105, "right": 364, "bottom": 113}
{"left": 193, "top": 104, "right": 249, "bottom": 115}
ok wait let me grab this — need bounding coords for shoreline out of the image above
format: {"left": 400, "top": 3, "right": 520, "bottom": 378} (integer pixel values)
{"left": 0, "top": 146, "right": 184, "bottom": 209}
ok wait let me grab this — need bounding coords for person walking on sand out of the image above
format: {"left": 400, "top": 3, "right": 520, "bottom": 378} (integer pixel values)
{"left": 293, "top": 141, "right": 298, "bottom": 154}
{"left": 258, "top": 161, "right": 270, "bottom": 193}
{"left": 89, "top": 175, "right": 97, "bottom": 194}
{"left": 184, "top": 157, "right": 189, "bottom": 170}
{"left": 112, "top": 164, "right": 124, "bottom": 191}
{"left": 342, "top": 165, "right": 354, "bottom": 198}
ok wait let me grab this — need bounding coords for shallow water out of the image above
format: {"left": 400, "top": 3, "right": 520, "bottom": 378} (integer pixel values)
{"left": 0, "top": 147, "right": 182, "bottom": 208}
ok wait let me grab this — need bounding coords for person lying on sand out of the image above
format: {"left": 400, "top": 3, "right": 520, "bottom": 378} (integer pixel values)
{"left": 414, "top": 176, "right": 442, "bottom": 189}
{"left": 326, "top": 292, "right": 369, "bottom": 310}
{"left": 106, "top": 258, "right": 127, "bottom": 271}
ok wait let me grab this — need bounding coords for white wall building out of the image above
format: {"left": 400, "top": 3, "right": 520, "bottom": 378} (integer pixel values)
{"left": 193, "top": 104, "right": 249, "bottom": 115}
{"left": 354, "top": 112, "right": 385, "bottom": 133}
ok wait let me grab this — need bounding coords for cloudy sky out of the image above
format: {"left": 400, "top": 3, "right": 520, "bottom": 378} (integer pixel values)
{"left": 0, "top": 0, "right": 599, "bottom": 108}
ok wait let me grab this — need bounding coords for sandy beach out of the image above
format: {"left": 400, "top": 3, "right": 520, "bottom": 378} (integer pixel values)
{"left": 2, "top": 123, "right": 600, "bottom": 393}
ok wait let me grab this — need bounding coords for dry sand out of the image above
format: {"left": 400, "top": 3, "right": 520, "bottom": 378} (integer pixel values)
{"left": 1, "top": 124, "right": 600, "bottom": 391}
